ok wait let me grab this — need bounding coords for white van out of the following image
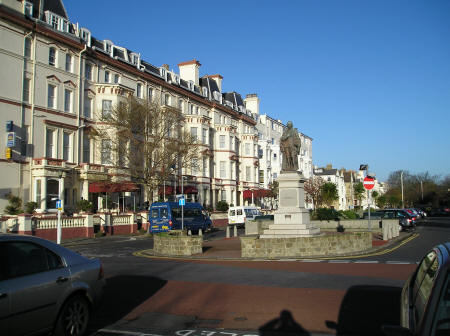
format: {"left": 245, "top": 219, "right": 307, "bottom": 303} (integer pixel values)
{"left": 228, "top": 206, "right": 261, "bottom": 226}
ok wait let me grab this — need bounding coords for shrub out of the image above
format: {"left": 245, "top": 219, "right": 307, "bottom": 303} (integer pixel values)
{"left": 340, "top": 210, "right": 359, "bottom": 219}
{"left": 77, "top": 199, "right": 94, "bottom": 212}
{"left": 216, "top": 201, "right": 229, "bottom": 212}
{"left": 24, "top": 201, "right": 38, "bottom": 214}
{"left": 313, "top": 208, "right": 340, "bottom": 220}
{"left": 4, "top": 193, "right": 22, "bottom": 215}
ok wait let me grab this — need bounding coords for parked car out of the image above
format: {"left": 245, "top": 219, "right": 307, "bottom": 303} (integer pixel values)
{"left": 148, "top": 202, "right": 212, "bottom": 234}
{"left": 381, "top": 209, "right": 417, "bottom": 231}
{"left": 0, "top": 234, "right": 105, "bottom": 336}
{"left": 383, "top": 242, "right": 450, "bottom": 336}
{"left": 228, "top": 206, "right": 262, "bottom": 227}
{"left": 405, "top": 208, "right": 421, "bottom": 219}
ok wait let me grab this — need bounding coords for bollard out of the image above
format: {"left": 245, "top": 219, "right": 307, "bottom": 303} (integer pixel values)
{"left": 383, "top": 223, "right": 388, "bottom": 241}
{"left": 388, "top": 222, "right": 393, "bottom": 240}
{"left": 226, "top": 226, "right": 230, "bottom": 238}
{"left": 199, "top": 228, "right": 202, "bottom": 236}
{"left": 188, "top": 229, "right": 192, "bottom": 236}
{"left": 233, "top": 225, "right": 237, "bottom": 237}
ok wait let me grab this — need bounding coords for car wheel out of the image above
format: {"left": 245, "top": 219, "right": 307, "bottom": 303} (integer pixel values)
{"left": 54, "top": 295, "right": 90, "bottom": 336}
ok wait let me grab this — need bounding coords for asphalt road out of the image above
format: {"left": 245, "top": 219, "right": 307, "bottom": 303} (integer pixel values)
{"left": 64, "top": 217, "right": 450, "bottom": 336}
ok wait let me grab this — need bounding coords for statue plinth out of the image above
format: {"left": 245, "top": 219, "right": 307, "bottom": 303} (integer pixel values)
{"left": 260, "top": 171, "right": 320, "bottom": 238}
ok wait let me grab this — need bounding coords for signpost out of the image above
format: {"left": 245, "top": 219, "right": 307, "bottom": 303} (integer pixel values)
{"left": 56, "top": 199, "right": 62, "bottom": 244}
{"left": 178, "top": 195, "right": 185, "bottom": 231}
{"left": 363, "top": 175, "right": 375, "bottom": 231}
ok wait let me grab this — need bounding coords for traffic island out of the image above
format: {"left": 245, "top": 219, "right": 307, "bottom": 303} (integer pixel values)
{"left": 240, "top": 232, "right": 372, "bottom": 258}
{"left": 153, "top": 232, "right": 203, "bottom": 256}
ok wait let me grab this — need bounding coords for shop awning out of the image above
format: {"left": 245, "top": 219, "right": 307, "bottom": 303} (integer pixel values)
{"left": 158, "top": 186, "right": 198, "bottom": 195}
{"left": 158, "top": 186, "right": 174, "bottom": 195}
{"left": 243, "top": 189, "right": 271, "bottom": 199}
{"left": 89, "top": 181, "right": 140, "bottom": 193}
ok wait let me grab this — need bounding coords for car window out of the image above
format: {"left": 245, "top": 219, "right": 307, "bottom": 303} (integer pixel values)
{"left": 432, "top": 273, "right": 450, "bottom": 336}
{"left": 151, "top": 209, "right": 159, "bottom": 218}
{"left": 237, "top": 209, "right": 243, "bottom": 215}
{"left": 413, "top": 251, "right": 439, "bottom": 326}
{"left": 161, "top": 208, "right": 168, "bottom": 219}
{"left": 244, "top": 209, "right": 252, "bottom": 217}
{"left": 3, "top": 241, "right": 50, "bottom": 278}
{"left": 46, "top": 248, "right": 64, "bottom": 270}
{"left": 230, "top": 210, "right": 235, "bottom": 216}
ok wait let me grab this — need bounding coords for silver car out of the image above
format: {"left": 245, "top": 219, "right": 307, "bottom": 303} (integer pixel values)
{"left": 0, "top": 234, "right": 105, "bottom": 336}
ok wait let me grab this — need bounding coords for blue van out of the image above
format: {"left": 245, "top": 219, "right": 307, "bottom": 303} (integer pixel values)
{"left": 148, "top": 202, "right": 212, "bottom": 233}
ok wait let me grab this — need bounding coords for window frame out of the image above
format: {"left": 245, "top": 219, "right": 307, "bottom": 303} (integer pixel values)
{"left": 49, "top": 47, "right": 56, "bottom": 66}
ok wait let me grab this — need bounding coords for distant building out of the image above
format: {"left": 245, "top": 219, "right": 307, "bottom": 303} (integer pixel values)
{"left": 314, "top": 164, "right": 346, "bottom": 210}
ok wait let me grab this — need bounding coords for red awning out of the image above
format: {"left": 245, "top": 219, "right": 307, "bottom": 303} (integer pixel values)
{"left": 158, "top": 186, "right": 198, "bottom": 195}
{"left": 158, "top": 186, "right": 174, "bottom": 195}
{"left": 243, "top": 189, "right": 271, "bottom": 199}
{"left": 89, "top": 181, "right": 139, "bottom": 193}
{"left": 182, "top": 186, "right": 198, "bottom": 194}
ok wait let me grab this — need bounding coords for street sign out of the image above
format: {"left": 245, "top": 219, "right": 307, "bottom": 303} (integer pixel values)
{"left": 56, "top": 200, "right": 62, "bottom": 210}
{"left": 363, "top": 176, "right": 375, "bottom": 190}
{"left": 178, "top": 197, "right": 185, "bottom": 206}
{"left": 6, "top": 132, "right": 15, "bottom": 147}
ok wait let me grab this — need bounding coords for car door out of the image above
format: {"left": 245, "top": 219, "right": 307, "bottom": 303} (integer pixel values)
{"left": 0, "top": 242, "right": 11, "bottom": 334}
{"left": 1, "top": 241, "right": 71, "bottom": 336}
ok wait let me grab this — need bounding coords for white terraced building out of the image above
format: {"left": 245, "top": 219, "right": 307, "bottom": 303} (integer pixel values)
{"left": 0, "top": 0, "right": 262, "bottom": 213}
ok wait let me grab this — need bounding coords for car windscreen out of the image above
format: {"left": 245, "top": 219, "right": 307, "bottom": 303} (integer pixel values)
{"left": 172, "top": 208, "right": 202, "bottom": 219}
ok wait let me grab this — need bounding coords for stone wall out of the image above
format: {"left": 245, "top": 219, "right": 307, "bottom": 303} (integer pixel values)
{"left": 153, "top": 234, "right": 203, "bottom": 256}
{"left": 241, "top": 232, "right": 372, "bottom": 258}
{"left": 246, "top": 218, "right": 399, "bottom": 235}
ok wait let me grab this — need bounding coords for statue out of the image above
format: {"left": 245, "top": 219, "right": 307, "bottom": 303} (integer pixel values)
{"left": 280, "top": 121, "right": 301, "bottom": 172}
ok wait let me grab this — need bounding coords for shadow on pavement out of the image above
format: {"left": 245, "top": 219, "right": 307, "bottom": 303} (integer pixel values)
{"left": 89, "top": 275, "right": 167, "bottom": 331}
{"left": 259, "top": 310, "right": 310, "bottom": 336}
{"left": 326, "top": 285, "right": 402, "bottom": 336}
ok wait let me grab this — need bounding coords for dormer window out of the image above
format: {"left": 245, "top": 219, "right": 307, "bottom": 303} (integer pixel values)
{"left": 213, "top": 91, "right": 221, "bottom": 101}
{"left": 129, "top": 53, "right": 139, "bottom": 66}
{"left": 45, "top": 11, "right": 69, "bottom": 33}
{"left": 79, "top": 28, "right": 91, "bottom": 47}
{"left": 188, "top": 81, "right": 194, "bottom": 91}
{"left": 171, "top": 73, "right": 180, "bottom": 85}
{"left": 104, "top": 40, "right": 113, "bottom": 55}
{"left": 160, "top": 67, "right": 167, "bottom": 80}
{"left": 202, "top": 87, "right": 208, "bottom": 98}
{"left": 24, "top": 1, "right": 33, "bottom": 16}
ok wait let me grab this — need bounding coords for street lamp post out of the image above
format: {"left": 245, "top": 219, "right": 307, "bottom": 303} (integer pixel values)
{"left": 401, "top": 171, "right": 404, "bottom": 208}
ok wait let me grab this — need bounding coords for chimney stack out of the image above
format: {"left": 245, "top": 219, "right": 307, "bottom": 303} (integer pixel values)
{"left": 244, "top": 93, "right": 259, "bottom": 115}
{"left": 178, "top": 59, "right": 201, "bottom": 86}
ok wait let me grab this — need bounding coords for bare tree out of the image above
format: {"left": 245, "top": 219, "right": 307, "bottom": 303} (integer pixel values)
{"left": 304, "top": 176, "right": 324, "bottom": 209}
{"left": 94, "top": 96, "right": 200, "bottom": 201}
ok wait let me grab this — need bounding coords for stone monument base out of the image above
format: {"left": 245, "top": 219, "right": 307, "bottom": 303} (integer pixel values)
{"left": 260, "top": 171, "right": 320, "bottom": 238}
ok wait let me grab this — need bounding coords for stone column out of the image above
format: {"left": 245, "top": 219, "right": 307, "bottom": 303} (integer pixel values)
{"left": 41, "top": 177, "right": 47, "bottom": 212}
{"left": 18, "top": 214, "right": 33, "bottom": 235}
{"left": 82, "top": 179, "right": 89, "bottom": 200}
{"left": 84, "top": 213, "right": 94, "bottom": 237}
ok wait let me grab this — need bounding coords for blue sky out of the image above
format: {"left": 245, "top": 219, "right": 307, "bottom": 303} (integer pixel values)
{"left": 64, "top": 0, "right": 450, "bottom": 182}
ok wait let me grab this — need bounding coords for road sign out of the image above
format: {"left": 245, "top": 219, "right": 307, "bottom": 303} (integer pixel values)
{"left": 178, "top": 197, "right": 185, "bottom": 206}
{"left": 363, "top": 176, "right": 375, "bottom": 190}
{"left": 6, "top": 132, "right": 15, "bottom": 147}
{"left": 56, "top": 200, "right": 62, "bottom": 210}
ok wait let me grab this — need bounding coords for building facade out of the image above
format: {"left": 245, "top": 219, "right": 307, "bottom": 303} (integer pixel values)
{"left": 0, "top": 0, "right": 261, "bottom": 212}
{"left": 313, "top": 164, "right": 347, "bottom": 210}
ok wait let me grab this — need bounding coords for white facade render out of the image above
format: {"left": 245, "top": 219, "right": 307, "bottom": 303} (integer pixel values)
{"left": 0, "top": 0, "right": 261, "bottom": 212}
{"left": 313, "top": 164, "right": 347, "bottom": 210}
